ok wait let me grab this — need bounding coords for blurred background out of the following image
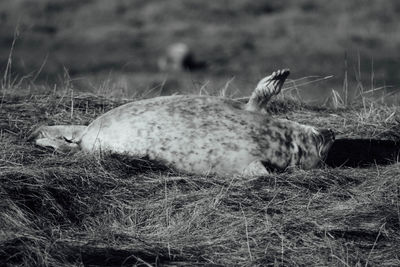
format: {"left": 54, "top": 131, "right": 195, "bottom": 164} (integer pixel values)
{"left": 1, "top": 0, "right": 400, "bottom": 103}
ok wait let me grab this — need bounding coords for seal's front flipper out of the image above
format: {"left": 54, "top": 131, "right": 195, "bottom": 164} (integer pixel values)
{"left": 242, "top": 160, "right": 270, "bottom": 177}
{"left": 245, "top": 69, "right": 290, "bottom": 112}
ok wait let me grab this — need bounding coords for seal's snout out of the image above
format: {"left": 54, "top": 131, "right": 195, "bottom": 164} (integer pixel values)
{"left": 316, "top": 128, "right": 335, "bottom": 161}
{"left": 320, "top": 128, "right": 335, "bottom": 142}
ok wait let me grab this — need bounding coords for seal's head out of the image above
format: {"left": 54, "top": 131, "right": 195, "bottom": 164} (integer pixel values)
{"left": 294, "top": 126, "right": 335, "bottom": 170}
{"left": 315, "top": 128, "right": 335, "bottom": 163}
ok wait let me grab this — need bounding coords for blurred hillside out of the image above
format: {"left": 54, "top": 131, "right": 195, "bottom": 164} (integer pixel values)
{"left": 1, "top": 0, "right": 400, "bottom": 100}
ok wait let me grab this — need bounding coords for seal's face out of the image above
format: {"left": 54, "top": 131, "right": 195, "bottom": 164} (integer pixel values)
{"left": 315, "top": 128, "right": 335, "bottom": 164}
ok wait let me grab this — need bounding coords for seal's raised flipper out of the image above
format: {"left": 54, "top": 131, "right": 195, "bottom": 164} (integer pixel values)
{"left": 245, "top": 69, "right": 290, "bottom": 112}
{"left": 242, "top": 160, "right": 270, "bottom": 176}
{"left": 27, "top": 125, "right": 86, "bottom": 153}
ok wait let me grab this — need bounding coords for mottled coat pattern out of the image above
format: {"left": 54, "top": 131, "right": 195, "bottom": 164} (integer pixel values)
{"left": 78, "top": 95, "right": 326, "bottom": 175}
{"left": 29, "top": 69, "right": 335, "bottom": 176}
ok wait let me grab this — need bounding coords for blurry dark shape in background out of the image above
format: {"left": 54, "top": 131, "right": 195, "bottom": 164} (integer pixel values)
{"left": 0, "top": 0, "right": 400, "bottom": 101}
{"left": 158, "top": 42, "right": 207, "bottom": 72}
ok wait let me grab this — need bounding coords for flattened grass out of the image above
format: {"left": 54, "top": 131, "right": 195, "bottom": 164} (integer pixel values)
{"left": 1, "top": 90, "right": 400, "bottom": 266}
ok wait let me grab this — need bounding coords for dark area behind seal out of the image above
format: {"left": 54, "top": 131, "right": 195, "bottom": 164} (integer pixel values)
{"left": 325, "top": 139, "right": 400, "bottom": 167}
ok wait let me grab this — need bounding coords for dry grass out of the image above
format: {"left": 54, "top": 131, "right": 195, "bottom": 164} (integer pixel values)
{"left": 1, "top": 80, "right": 400, "bottom": 266}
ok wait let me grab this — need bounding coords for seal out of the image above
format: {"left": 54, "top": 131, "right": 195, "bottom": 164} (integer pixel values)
{"left": 29, "top": 69, "right": 335, "bottom": 176}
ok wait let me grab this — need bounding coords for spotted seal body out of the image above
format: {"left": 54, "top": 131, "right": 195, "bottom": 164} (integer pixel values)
{"left": 29, "top": 70, "right": 335, "bottom": 176}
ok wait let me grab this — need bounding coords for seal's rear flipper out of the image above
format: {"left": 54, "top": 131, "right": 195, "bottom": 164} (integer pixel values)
{"left": 35, "top": 137, "right": 80, "bottom": 154}
{"left": 27, "top": 125, "right": 86, "bottom": 153}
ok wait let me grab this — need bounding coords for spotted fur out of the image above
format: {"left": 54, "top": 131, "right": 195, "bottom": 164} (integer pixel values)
{"left": 30, "top": 70, "right": 335, "bottom": 176}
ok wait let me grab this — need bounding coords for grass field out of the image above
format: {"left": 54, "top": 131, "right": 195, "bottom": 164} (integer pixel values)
{"left": 1, "top": 76, "right": 400, "bottom": 266}
{"left": 1, "top": 0, "right": 400, "bottom": 102}
{"left": 1, "top": 1, "right": 400, "bottom": 266}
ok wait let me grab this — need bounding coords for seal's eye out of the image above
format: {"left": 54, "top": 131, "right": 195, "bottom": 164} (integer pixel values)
{"left": 63, "top": 136, "right": 73, "bottom": 143}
